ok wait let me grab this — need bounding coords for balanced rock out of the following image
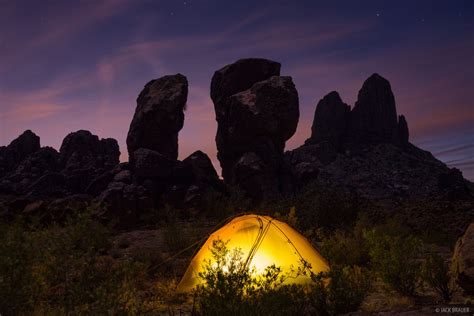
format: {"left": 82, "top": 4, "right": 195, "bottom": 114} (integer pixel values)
{"left": 452, "top": 223, "right": 474, "bottom": 294}
{"left": 211, "top": 58, "right": 299, "bottom": 200}
{"left": 127, "top": 74, "right": 188, "bottom": 162}
{"left": 307, "top": 91, "right": 350, "bottom": 148}
{"left": 211, "top": 58, "right": 281, "bottom": 121}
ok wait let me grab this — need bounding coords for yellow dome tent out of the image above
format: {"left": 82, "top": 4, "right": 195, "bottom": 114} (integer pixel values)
{"left": 177, "top": 214, "right": 329, "bottom": 292}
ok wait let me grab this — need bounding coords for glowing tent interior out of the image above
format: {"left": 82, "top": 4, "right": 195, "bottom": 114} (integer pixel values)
{"left": 177, "top": 214, "right": 330, "bottom": 292}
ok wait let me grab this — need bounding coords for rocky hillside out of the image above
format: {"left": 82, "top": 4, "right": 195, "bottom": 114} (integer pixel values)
{"left": 0, "top": 58, "right": 472, "bottom": 234}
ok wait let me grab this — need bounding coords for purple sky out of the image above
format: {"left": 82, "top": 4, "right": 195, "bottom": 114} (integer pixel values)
{"left": 1, "top": 0, "right": 473, "bottom": 180}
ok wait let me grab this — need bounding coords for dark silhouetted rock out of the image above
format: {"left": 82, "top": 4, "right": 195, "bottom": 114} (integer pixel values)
{"left": 233, "top": 152, "right": 279, "bottom": 199}
{"left": 57, "top": 130, "right": 119, "bottom": 193}
{"left": 0, "top": 130, "right": 41, "bottom": 177}
{"left": 132, "top": 148, "right": 175, "bottom": 179}
{"left": 307, "top": 91, "right": 350, "bottom": 148}
{"left": 8, "top": 130, "right": 40, "bottom": 161}
{"left": 452, "top": 223, "right": 474, "bottom": 294}
{"left": 96, "top": 183, "right": 152, "bottom": 228}
{"left": 166, "top": 151, "right": 224, "bottom": 209}
{"left": 59, "top": 130, "right": 120, "bottom": 171}
{"left": 28, "top": 172, "right": 67, "bottom": 196}
{"left": 85, "top": 170, "right": 115, "bottom": 196}
{"left": 349, "top": 74, "right": 398, "bottom": 144}
{"left": 127, "top": 74, "right": 188, "bottom": 162}
{"left": 438, "top": 168, "right": 471, "bottom": 200}
{"left": 182, "top": 150, "right": 219, "bottom": 185}
{"left": 397, "top": 115, "right": 409, "bottom": 145}
{"left": 211, "top": 58, "right": 281, "bottom": 121}
{"left": 211, "top": 59, "right": 299, "bottom": 201}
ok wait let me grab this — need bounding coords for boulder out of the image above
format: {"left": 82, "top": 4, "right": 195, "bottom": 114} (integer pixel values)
{"left": 8, "top": 130, "right": 40, "bottom": 161}
{"left": 96, "top": 183, "right": 152, "bottom": 228}
{"left": 211, "top": 58, "right": 281, "bottom": 121}
{"left": 233, "top": 152, "right": 279, "bottom": 200}
{"left": 132, "top": 148, "right": 175, "bottom": 179}
{"left": 59, "top": 130, "right": 120, "bottom": 171}
{"left": 126, "top": 74, "right": 188, "bottom": 161}
{"left": 307, "top": 91, "right": 350, "bottom": 148}
{"left": 211, "top": 59, "right": 299, "bottom": 201}
{"left": 349, "top": 73, "right": 399, "bottom": 144}
{"left": 182, "top": 150, "right": 219, "bottom": 185}
{"left": 452, "top": 223, "right": 474, "bottom": 294}
{"left": 0, "top": 130, "right": 41, "bottom": 176}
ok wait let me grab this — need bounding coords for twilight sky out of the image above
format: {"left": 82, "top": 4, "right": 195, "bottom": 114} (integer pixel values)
{"left": 0, "top": 0, "right": 473, "bottom": 180}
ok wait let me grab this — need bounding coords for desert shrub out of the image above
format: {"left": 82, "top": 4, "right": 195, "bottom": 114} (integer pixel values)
{"left": 364, "top": 228, "right": 423, "bottom": 296}
{"left": 318, "top": 214, "right": 372, "bottom": 267}
{"left": 307, "top": 265, "right": 371, "bottom": 315}
{"left": 422, "top": 250, "right": 455, "bottom": 302}
{"left": 0, "top": 212, "right": 154, "bottom": 315}
{"left": 325, "top": 265, "right": 372, "bottom": 314}
{"left": 0, "top": 219, "right": 42, "bottom": 315}
{"left": 193, "top": 238, "right": 371, "bottom": 316}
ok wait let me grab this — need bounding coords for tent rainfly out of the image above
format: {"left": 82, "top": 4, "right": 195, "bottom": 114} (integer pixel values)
{"left": 177, "top": 214, "right": 329, "bottom": 292}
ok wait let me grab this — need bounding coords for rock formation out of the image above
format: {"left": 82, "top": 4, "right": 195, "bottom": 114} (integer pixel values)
{"left": 127, "top": 74, "right": 188, "bottom": 162}
{"left": 211, "top": 58, "right": 299, "bottom": 200}
{"left": 349, "top": 74, "right": 399, "bottom": 144}
{"left": 0, "top": 130, "right": 41, "bottom": 177}
{"left": 0, "top": 60, "right": 472, "bottom": 235}
{"left": 452, "top": 223, "right": 474, "bottom": 294}
{"left": 306, "top": 91, "right": 350, "bottom": 148}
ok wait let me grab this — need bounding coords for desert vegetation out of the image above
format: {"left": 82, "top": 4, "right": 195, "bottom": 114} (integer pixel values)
{"left": 0, "top": 182, "right": 470, "bottom": 315}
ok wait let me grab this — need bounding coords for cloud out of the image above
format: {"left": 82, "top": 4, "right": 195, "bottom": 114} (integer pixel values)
{"left": 1, "top": 103, "right": 69, "bottom": 122}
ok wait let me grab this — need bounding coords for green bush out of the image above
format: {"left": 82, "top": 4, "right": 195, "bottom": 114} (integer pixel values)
{"left": 422, "top": 250, "right": 455, "bottom": 302}
{"left": 0, "top": 213, "right": 152, "bottom": 315}
{"left": 192, "top": 238, "right": 371, "bottom": 316}
{"left": 364, "top": 228, "right": 423, "bottom": 296}
{"left": 0, "top": 219, "right": 41, "bottom": 315}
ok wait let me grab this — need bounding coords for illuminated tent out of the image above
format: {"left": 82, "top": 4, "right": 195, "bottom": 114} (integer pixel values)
{"left": 177, "top": 214, "right": 329, "bottom": 292}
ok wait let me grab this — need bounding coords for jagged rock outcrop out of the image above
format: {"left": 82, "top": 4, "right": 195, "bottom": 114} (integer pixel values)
{"left": 58, "top": 130, "right": 120, "bottom": 192}
{"left": 0, "top": 130, "right": 41, "bottom": 177}
{"left": 211, "top": 58, "right": 299, "bottom": 200}
{"left": 452, "top": 223, "right": 474, "bottom": 294}
{"left": 8, "top": 130, "right": 40, "bottom": 161}
{"left": 59, "top": 130, "right": 119, "bottom": 171}
{"left": 127, "top": 74, "right": 188, "bottom": 162}
{"left": 349, "top": 73, "right": 399, "bottom": 145}
{"left": 307, "top": 91, "right": 350, "bottom": 148}
{"left": 285, "top": 72, "right": 473, "bottom": 235}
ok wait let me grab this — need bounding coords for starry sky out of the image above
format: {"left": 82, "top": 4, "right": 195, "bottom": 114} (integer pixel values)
{"left": 1, "top": 0, "right": 473, "bottom": 180}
